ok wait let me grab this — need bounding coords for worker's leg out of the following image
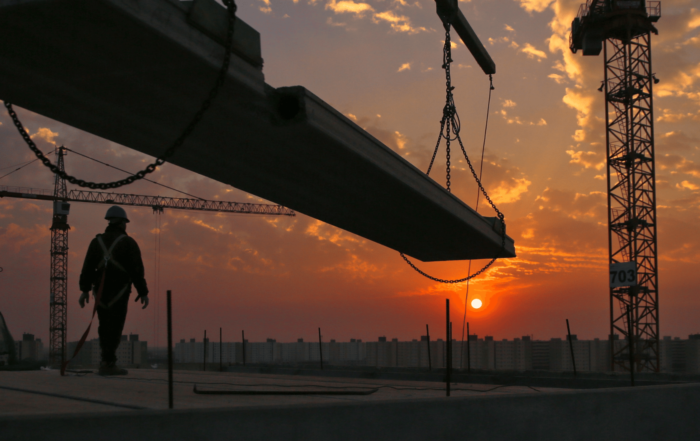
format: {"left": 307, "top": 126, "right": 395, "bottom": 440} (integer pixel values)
{"left": 97, "top": 293, "right": 130, "bottom": 364}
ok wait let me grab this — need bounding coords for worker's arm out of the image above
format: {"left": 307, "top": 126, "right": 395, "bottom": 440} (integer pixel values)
{"left": 78, "top": 237, "right": 102, "bottom": 294}
{"left": 126, "top": 237, "right": 149, "bottom": 300}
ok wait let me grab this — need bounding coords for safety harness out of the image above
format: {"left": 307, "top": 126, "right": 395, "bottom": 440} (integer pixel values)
{"left": 95, "top": 234, "right": 130, "bottom": 309}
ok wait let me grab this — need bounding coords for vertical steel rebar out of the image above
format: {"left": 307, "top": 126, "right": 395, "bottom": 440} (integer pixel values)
{"left": 467, "top": 322, "right": 471, "bottom": 373}
{"left": 203, "top": 330, "right": 207, "bottom": 371}
{"left": 219, "top": 327, "right": 222, "bottom": 372}
{"left": 426, "top": 324, "right": 432, "bottom": 372}
{"left": 446, "top": 299, "right": 450, "bottom": 397}
{"left": 627, "top": 304, "right": 635, "bottom": 386}
{"left": 242, "top": 330, "right": 246, "bottom": 366}
{"left": 449, "top": 321, "right": 453, "bottom": 372}
{"left": 566, "top": 319, "right": 577, "bottom": 376}
{"left": 166, "top": 290, "right": 173, "bottom": 409}
{"left": 396, "top": 339, "right": 399, "bottom": 368}
{"left": 318, "top": 327, "right": 324, "bottom": 370}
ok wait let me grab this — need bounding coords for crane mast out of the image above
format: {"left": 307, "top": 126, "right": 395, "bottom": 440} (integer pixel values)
{"left": 570, "top": 0, "right": 661, "bottom": 373}
{"left": 49, "top": 146, "right": 70, "bottom": 367}
{"left": 1, "top": 147, "right": 294, "bottom": 367}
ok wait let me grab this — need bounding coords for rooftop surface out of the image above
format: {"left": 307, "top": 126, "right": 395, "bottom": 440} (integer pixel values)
{"left": 2, "top": 369, "right": 699, "bottom": 440}
{"left": 0, "top": 369, "right": 559, "bottom": 415}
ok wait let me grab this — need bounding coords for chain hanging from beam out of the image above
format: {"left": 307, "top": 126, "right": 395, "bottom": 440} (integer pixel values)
{"left": 400, "top": 21, "right": 506, "bottom": 284}
{"left": 4, "top": 0, "right": 238, "bottom": 190}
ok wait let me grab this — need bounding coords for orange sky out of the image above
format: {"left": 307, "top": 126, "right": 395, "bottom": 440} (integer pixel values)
{"left": 1, "top": 0, "right": 699, "bottom": 347}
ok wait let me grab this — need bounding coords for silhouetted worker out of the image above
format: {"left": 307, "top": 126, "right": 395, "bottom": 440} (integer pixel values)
{"left": 78, "top": 206, "right": 149, "bottom": 376}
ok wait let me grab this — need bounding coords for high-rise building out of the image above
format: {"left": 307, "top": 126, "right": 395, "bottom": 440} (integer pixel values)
{"left": 15, "top": 333, "right": 44, "bottom": 361}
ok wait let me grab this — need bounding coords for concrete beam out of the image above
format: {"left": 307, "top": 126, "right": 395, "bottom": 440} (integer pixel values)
{"left": 435, "top": 0, "right": 496, "bottom": 75}
{"left": 0, "top": 0, "right": 514, "bottom": 261}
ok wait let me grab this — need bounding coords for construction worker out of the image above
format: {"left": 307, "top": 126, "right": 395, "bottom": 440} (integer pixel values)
{"left": 78, "top": 206, "right": 149, "bottom": 376}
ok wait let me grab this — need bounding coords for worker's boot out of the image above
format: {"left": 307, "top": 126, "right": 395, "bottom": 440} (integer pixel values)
{"left": 98, "top": 361, "right": 128, "bottom": 376}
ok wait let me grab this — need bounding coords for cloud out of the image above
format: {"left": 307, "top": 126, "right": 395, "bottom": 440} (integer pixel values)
{"left": 548, "top": 73, "right": 566, "bottom": 84}
{"left": 394, "top": 131, "right": 408, "bottom": 149}
{"left": 520, "top": 43, "right": 547, "bottom": 60}
{"left": 326, "top": 0, "right": 374, "bottom": 15}
{"left": 323, "top": 0, "right": 427, "bottom": 33}
{"left": 503, "top": 99, "right": 517, "bottom": 108}
{"left": 514, "top": 0, "right": 554, "bottom": 13}
{"left": 561, "top": 88, "right": 595, "bottom": 141}
{"left": 676, "top": 180, "right": 700, "bottom": 191}
{"left": 490, "top": 178, "right": 532, "bottom": 204}
{"left": 566, "top": 148, "right": 605, "bottom": 170}
{"left": 657, "top": 108, "right": 700, "bottom": 123}
{"left": 504, "top": 24, "right": 515, "bottom": 32}
{"left": 326, "top": 17, "right": 347, "bottom": 27}
{"left": 397, "top": 62, "right": 411, "bottom": 72}
{"left": 30, "top": 127, "right": 59, "bottom": 144}
{"left": 688, "top": 8, "right": 700, "bottom": 30}
{"left": 373, "top": 10, "right": 427, "bottom": 33}
{"left": 488, "top": 36, "right": 515, "bottom": 46}
{"left": 257, "top": 0, "right": 272, "bottom": 14}
{"left": 0, "top": 222, "right": 51, "bottom": 253}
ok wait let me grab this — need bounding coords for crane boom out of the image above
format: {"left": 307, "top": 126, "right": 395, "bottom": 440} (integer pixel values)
{"left": 0, "top": 185, "right": 295, "bottom": 216}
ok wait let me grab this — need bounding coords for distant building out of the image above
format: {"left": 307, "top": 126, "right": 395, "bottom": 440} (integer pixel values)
{"left": 67, "top": 333, "right": 147, "bottom": 367}
{"left": 171, "top": 335, "right": 700, "bottom": 374}
{"left": 14, "top": 333, "right": 44, "bottom": 361}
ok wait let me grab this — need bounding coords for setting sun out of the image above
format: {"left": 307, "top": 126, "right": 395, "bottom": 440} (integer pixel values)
{"left": 471, "top": 299, "right": 483, "bottom": 309}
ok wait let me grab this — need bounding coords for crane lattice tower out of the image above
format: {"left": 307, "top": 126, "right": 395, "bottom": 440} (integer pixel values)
{"left": 49, "top": 146, "right": 70, "bottom": 367}
{"left": 570, "top": 0, "right": 661, "bottom": 373}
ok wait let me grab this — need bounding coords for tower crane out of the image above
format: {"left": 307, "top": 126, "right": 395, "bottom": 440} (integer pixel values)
{"left": 0, "top": 146, "right": 295, "bottom": 367}
{"left": 570, "top": 0, "right": 661, "bottom": 372}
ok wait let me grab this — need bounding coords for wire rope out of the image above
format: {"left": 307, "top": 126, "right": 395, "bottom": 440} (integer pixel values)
{"left": 63, "top": 147, "right": 205, "bottom": 200}
{"left": 0, "top": 157, "right": 38, "bottom": 171}
{"left": 459, "top": 75, "right": 494, "bottom": 369}
{"left": 0, "top": 150, "right": 54, "bottom": 181}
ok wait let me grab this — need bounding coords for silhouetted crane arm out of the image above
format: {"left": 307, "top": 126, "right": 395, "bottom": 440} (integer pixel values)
{"left": 0, "top": 185, "right": 295, "bottom": 216}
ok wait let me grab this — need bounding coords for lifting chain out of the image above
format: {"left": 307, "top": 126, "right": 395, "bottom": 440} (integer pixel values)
{"left": 4, "top": 0, "right": 238, "bottom": 190}
{"left": 401, "top": 22, "right": 506, "bottom": 284}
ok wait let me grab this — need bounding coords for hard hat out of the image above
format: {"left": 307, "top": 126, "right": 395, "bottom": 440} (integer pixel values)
{"left": 105, "top": 206, "right": 130, "bottom": 223}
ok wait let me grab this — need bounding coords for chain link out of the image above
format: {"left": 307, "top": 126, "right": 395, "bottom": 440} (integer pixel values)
{"left": 4, "top": 0, "right": 238, "bottom": 190}
{"left": 401, "top": 22, "right": 506, "bottom": 284}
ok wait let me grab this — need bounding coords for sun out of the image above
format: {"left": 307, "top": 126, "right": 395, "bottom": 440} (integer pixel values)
{"left": 471, "top": 299, "right": 483, "bottom": 309}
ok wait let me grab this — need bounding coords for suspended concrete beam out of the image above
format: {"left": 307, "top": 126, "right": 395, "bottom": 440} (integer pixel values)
{"left": 0, "top": 0, "right": 514, "bottom": 262}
